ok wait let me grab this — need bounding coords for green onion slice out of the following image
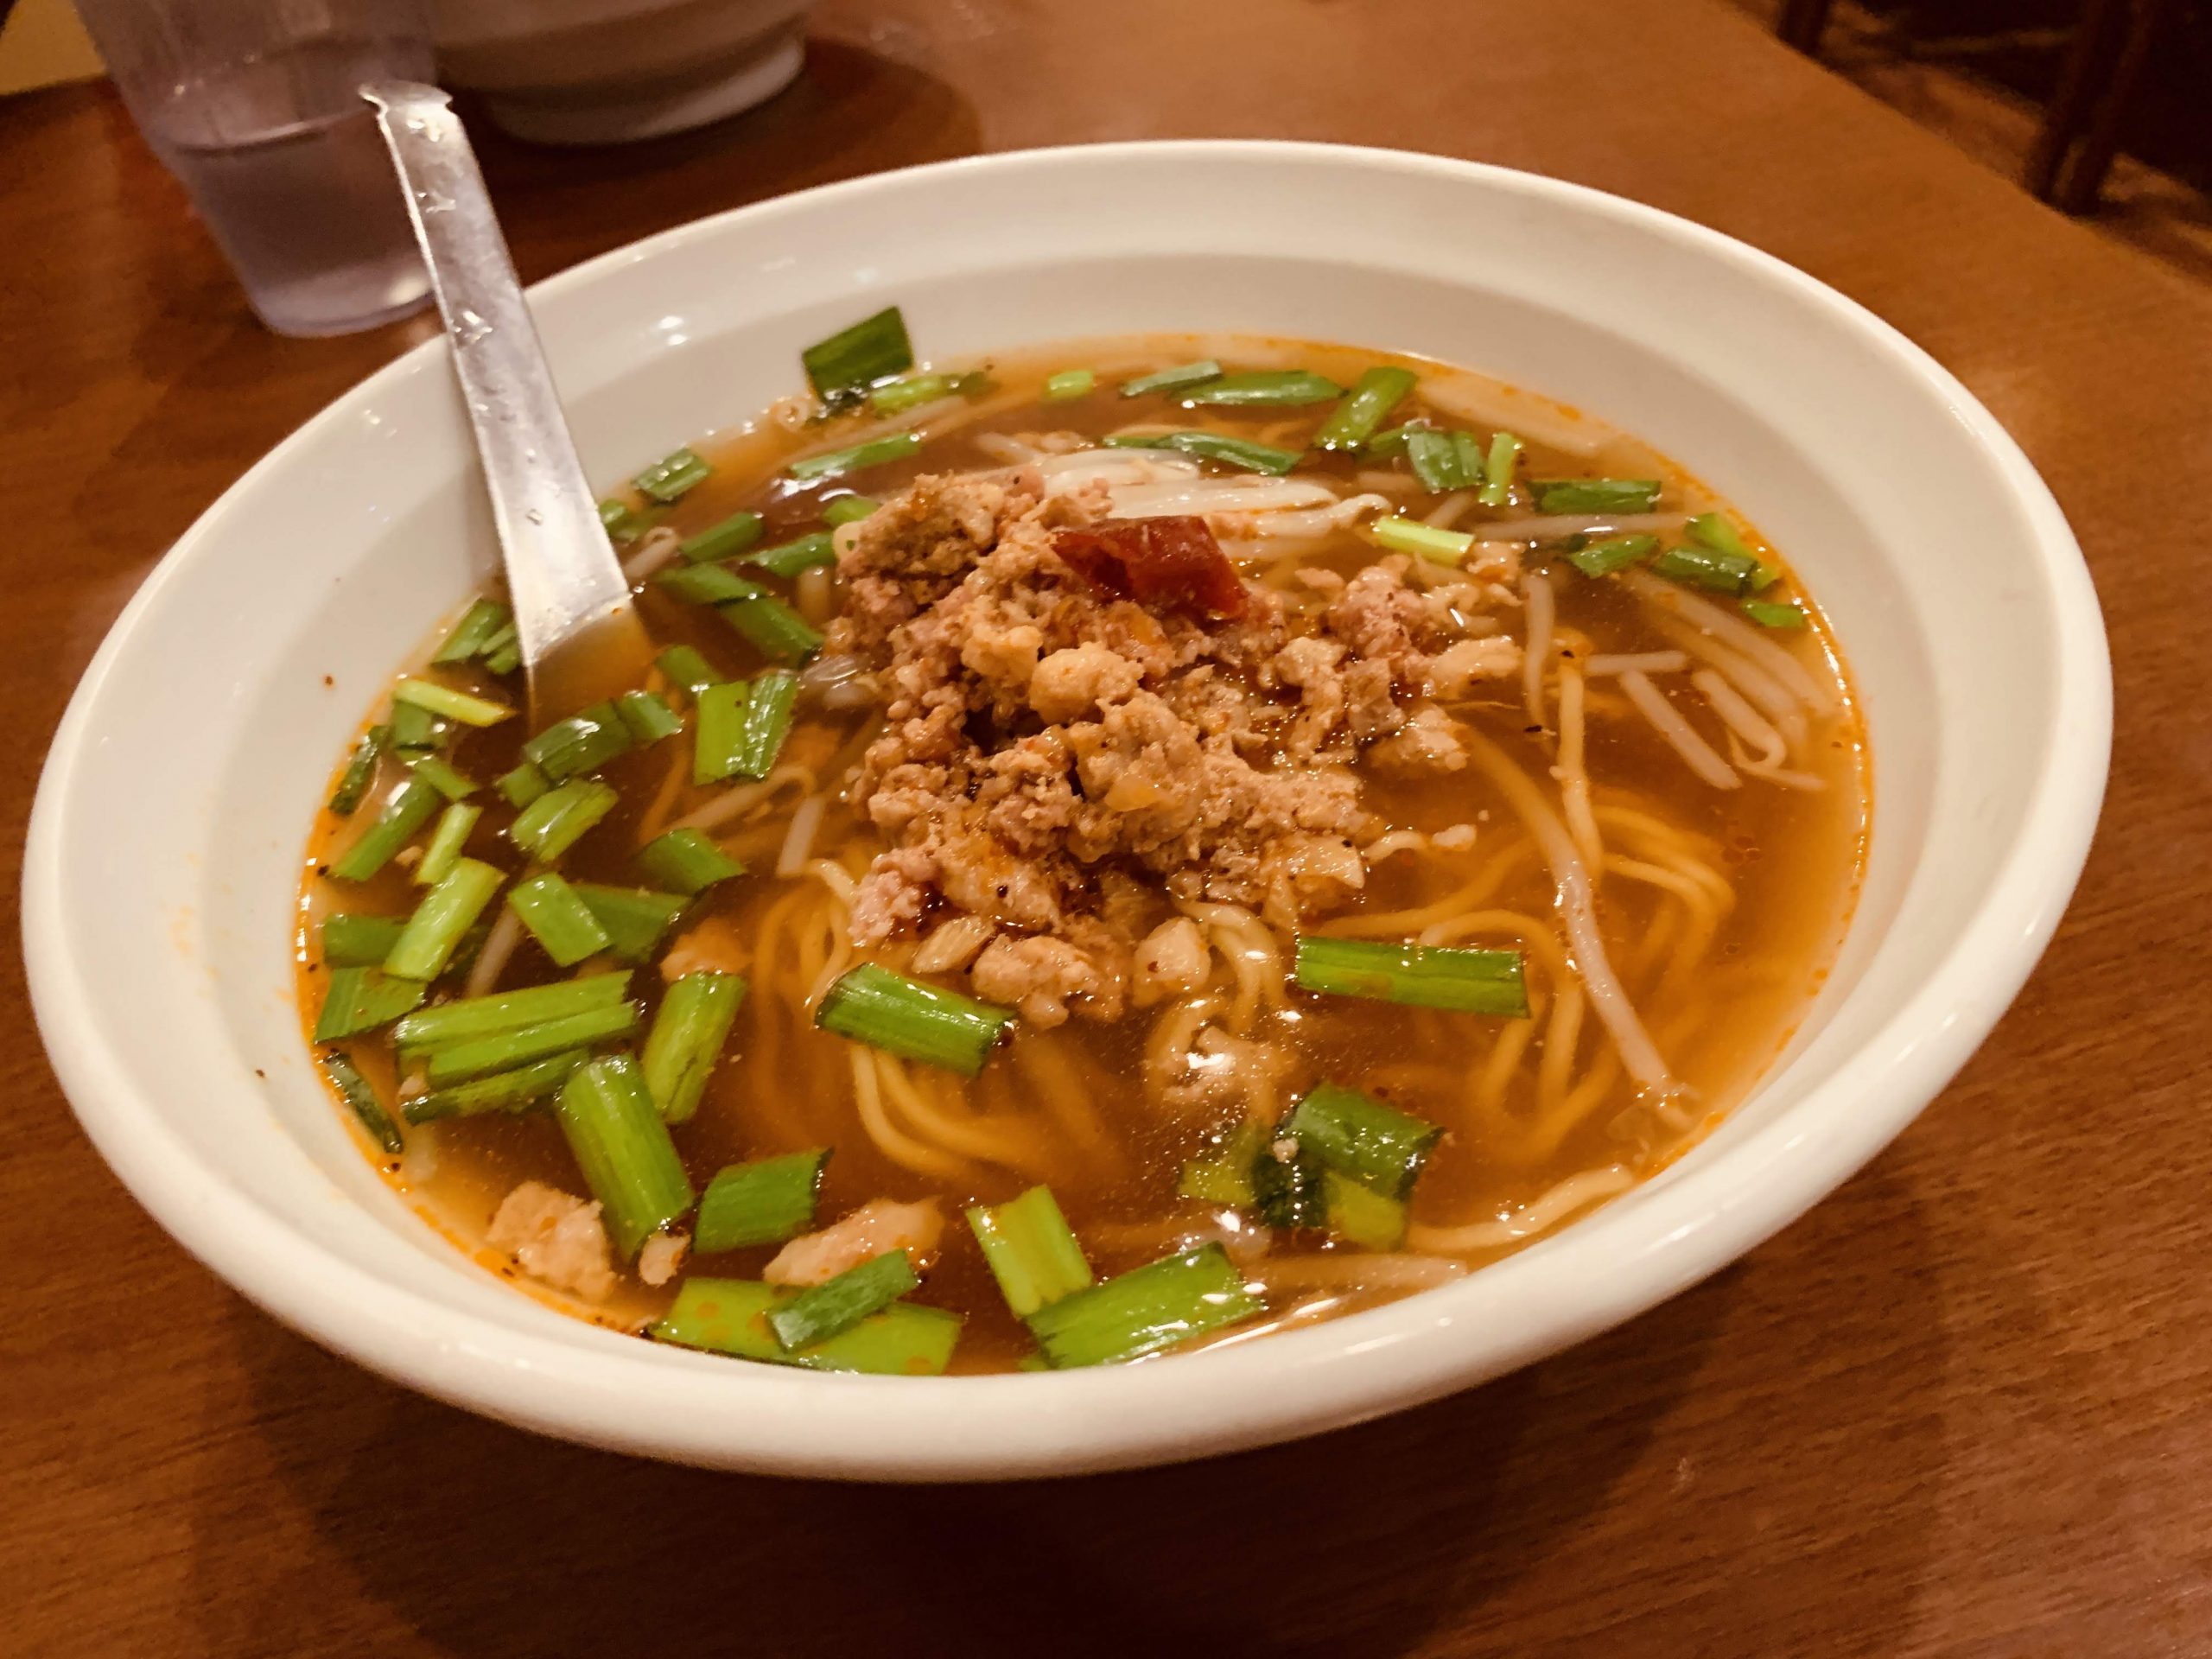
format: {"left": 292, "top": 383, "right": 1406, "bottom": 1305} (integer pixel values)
{"left": 633, "top": 447, "right": 713, "bottom": 504}
{"left": 967, "top": 1185, "right": 1093, "bottom": 1318}
{"left": 801, "top": 306, "right": 913, "bottom": 399}
{"left": 554, "top": 1054, "right": 695, "bottom": 1258}
{"left": 320, "top": 1051, "right": 404, "bottom": 1155}
{"left": 1565, "top": 532, "right": 1659, "bottom": 578}
{"left": 642, "top": 970, "right": 746, "bottom": 1123}
{"left": 637, "top": 828, "right": 745, "bottom": 896}
{"left": 651, "top": 1279, "right": 960, "bottom": 1376}
{"left": 1294, "top": 934, "right": 1529, "bottom": 1017}
{"left": 314, "top": 966, "right": 427, "bottom": 1042}
{"left": 1281, "top": 1083, "right": 1443, "bottom": 1200}
{"left": 1532, "top": 478, "right": 1662, "bottom": 514}
{"left": 1313, "top": 365, "right": 1417, "bottom": 451}
{"left": 787, "top": 430, "right": 920, "bottom": 482}
{"left": 1119, "top": 359, "right": 1222, "bottom": 397}
{"left": 1372, "top": 517, "right": 1475, "bottom": 563}
{"left": 693, "top": 1150, "right": 829, "bottom": 1253}
{"left": 1101, "top": 431, "right": 1302, "bottom": 475}
{"left": 1043, "top": 368, "right": 1096, "bottom": 401}
{"left": 1026, "top": 1243, "right": 1262, "bottom": 1369}
{"left": 815, "top": 963, "right": 1014, "bottom": 1077}
{"left": 679, "top": 509, "right": 766, "bottom": 564}
{"left": 1179, "top": 369, "right": 1343, "bottom": 406}
{"left": 768, "top": 1249, "right": 920, "bottom": 1351}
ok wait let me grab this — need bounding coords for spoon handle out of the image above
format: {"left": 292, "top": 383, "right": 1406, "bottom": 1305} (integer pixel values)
{"left": 364, "top": 81, "right": 632, "bottom": 677}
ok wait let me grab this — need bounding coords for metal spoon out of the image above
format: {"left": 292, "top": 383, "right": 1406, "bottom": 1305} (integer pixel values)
{"left": 364, "top": 80, "right": 652, "bottom": 724}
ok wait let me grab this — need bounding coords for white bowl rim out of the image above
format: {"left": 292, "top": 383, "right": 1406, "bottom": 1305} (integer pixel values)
{"left": 24, "top": 139, "right": 2112, "bottom": 1479}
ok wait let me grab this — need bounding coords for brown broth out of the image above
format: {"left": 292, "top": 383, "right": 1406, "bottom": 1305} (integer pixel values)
{"left": 297, "top": 333, "right": 1867, "bottom": 1371}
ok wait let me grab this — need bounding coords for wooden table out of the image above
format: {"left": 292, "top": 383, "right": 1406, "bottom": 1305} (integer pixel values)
{"left": 6, "top": 2, "right": 2209, "bottom": 1652}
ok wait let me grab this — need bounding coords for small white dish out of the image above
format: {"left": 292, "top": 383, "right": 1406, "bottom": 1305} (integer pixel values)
{"left": 24, "top": 143, "right": 2109, "bottom": 1479}
{"left": 432, "top": 0, "right": 810, "bottom": 145}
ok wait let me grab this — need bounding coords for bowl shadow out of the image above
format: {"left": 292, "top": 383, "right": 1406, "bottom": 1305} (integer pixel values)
{"left": 194, "top": 1160, "right": 1948, "bottom": 1657}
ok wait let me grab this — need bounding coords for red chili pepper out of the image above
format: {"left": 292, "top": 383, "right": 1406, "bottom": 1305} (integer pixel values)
{"left": 1052, "top": 516, "right": 1248, "bottom": 620}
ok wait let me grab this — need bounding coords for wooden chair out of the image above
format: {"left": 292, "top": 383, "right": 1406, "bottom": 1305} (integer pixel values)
{"left": 1776, "top": 0, "right": 2185, "bottom": 213}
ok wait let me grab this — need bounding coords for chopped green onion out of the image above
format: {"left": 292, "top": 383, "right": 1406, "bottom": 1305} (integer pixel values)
{"left": 412, "top": 801, "right": 482, "bottom": 887}
{"left": 505, "top": 871, "right": 613, "bottom": 968}
{"left": 1180, "top": 369, "right": 1344, "bottom": 406}
{"left": 1251, "top": 1138, "right": 1328, "bottom": 1230}
{"left": 744, "top": 531, "right": 836, "bottom": 578}
{"left": 1650, "top": 543, "right": 1763, "bottom": 596}
{"left": 1741, "top": 598, "right": 1808, "bottom": 628}
{"left": 555, "top": 1054, "right": 695, "bottom": 1258}
{"left": 1313, "top": 365, "right": 1418, "bottom": 451}
{"left": 598, "top": 498, "right": 645, "bottom": 543}
{"left": 1101, "top": 431, "right": 1302, "bottom": 475}
{"left": 769, "top": 1249, "right": 919, "bottom": 1350}
{"left": 1688, "top": 512, "right": 1782, "bottom": 592}
{"left": 496, "top": 760, "right": 550, "bottom": 810}
{"left": 655, "top": 645, "right": 722, "bottom": 702}
{"left": 432, "top": 598, "right": 512, "bottom": 665}
{"left": 1176, "top": 1124, "right": 1262, "bottom": 1207}
{"left": 386, "top": 698, "right": 448, "bottom": 758}
{"left": 643, "top": 970, "right": 746, "bottom": 1122}
{"left": 394, "top": 971, "right": 632, "bottom": 1052}
{"left": 409, "top": 754, "right": 477, "bottom": 801}
{"left": 327, "top": 724, "right": 388, "bottom": 817}
{"left": 1565, "top": 532, "right": 1659, "bottom": 578}
{"left": 815, "top": 963, "right": 1014, "bottom": 1077}
{"left": 636, "top": 828, "right": 745, "bottom": 896}
{"left": 678, "top": 509, "right": 765, "bottom": 564}
{"left": 507, "top": 779, "right": 618, "bottom": 862}
{"left": 1533, "top": 478, "right": 1662, "bottom": 514}
{"left": 1294, "top": 935, "right": 1529, "bottom": 1017}
{"left": 868, "top": 372, "right": 956, "bottom": 415}
{"left": 651, "top": 1279, "right": 960, "bottom": 1375}
{"left": 692, "top": 679, "right": 752, "bottom": 785}
{"left": 801, "top": 306, "right": 912, "bottom": 398}
{"left": 425, "top": 1001, "right": 640, "bottom": 1086}
{"left": 721, "top": 596, "right": 823, "bottom": 664}
{"left": 1686, "top": 511, "right": 1758, "bottom": 560}
{"left": 1119, "top": 359, "right": 1222, "bottom": 397}
{"left": 1044, "top": 368, "right": 1096, "bottom": 401}
{"left": 1026, "top": 1243, "right": 1262, "bottom": 1369}
{"left": 570, "top": 882, "right": 688, "bottom": 963}
{"left": 1325, "top": 1171, "right": 1408, "bottom": 1249}
{"left": 1363, "top": 421, "right": 1424, "bottom": 458}
{"left": 320, "top": 913, "right": 406, "bottom": 967}
{"left": 320, "top": 1051, "right": 403, "bottom": 1155}
{"left": 658, "top": 563, "right": 768, "bottom": 607}
{"left": 615, "top": 690, "right": 683, "bottom": 744}
{"left": 633, "top": 447, "right": 712, "bottom": 504}
{"left": 313, "top": 966, "right": 427, "bottom": 1042}
{"left": 383, "top": 857, "right": 502, "bottom": 982}
{"left": 329, "top": 778, "right": 441, "bottom": 881}
{"left": 481, "top": 627, "right": 522, "bottom": 677}
{"left": 401, "top": 1050, "right": 588, "bottom": 1123}
{"left": 786, "top": 430, "right": 922, "bottom": 482}
{"left": 1406, "top": 427, "right": 1483, "bottom": 493}
{"left": 967, "top": 1186, "right": 1094, "bottom": 1318}
{"left": 1372, "top": 517, "right": 1475, "bottom": 563}
{"left": 1478, "top": 431, "right": 1523, "bottom": 507}
{"left": 521, "top": 700, "right": 631, "bottom": 781}
{"left": 693, "top": 1150, "right": 829, "bottom": 1252}
{"left": 729, "top": 668, "right": 798, "bottom": 779}
{"left": 1281, "top": 1084, "right": 1443, "bottom": 1200}
{"left": 823, "top": 494, "right": 880, "bottom": 526}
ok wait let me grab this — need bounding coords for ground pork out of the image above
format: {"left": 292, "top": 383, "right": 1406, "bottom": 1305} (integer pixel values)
{"left": 486, "top": 1182, "right": 616, "bottom": 1302}
{"left": 764, "top": 1198, "right": 944, "bottom": 1287}
{"left": 829, "top": 472, "right": 1510, "bottom": 1016}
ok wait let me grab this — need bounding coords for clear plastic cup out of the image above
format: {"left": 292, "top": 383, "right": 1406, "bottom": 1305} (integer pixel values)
{"left": 75, "top": 1, "right": 438, "bottom": 337}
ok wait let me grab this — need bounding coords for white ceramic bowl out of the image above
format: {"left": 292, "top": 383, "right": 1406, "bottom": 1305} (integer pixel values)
{"left": 24, "top": 143, "right": 2109, "bottom": 1480}
{"left": 433, "top": 0, "right": 810, "bottom": 146}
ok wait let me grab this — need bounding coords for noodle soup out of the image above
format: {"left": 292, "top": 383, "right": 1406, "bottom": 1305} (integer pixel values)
{"left": 297, "top": 320, "right": 1865, "bottom": 1375}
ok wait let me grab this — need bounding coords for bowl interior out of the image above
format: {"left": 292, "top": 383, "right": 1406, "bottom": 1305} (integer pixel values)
{"left": 28, "top": 144, "right": 2105, "bottom": 1477}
